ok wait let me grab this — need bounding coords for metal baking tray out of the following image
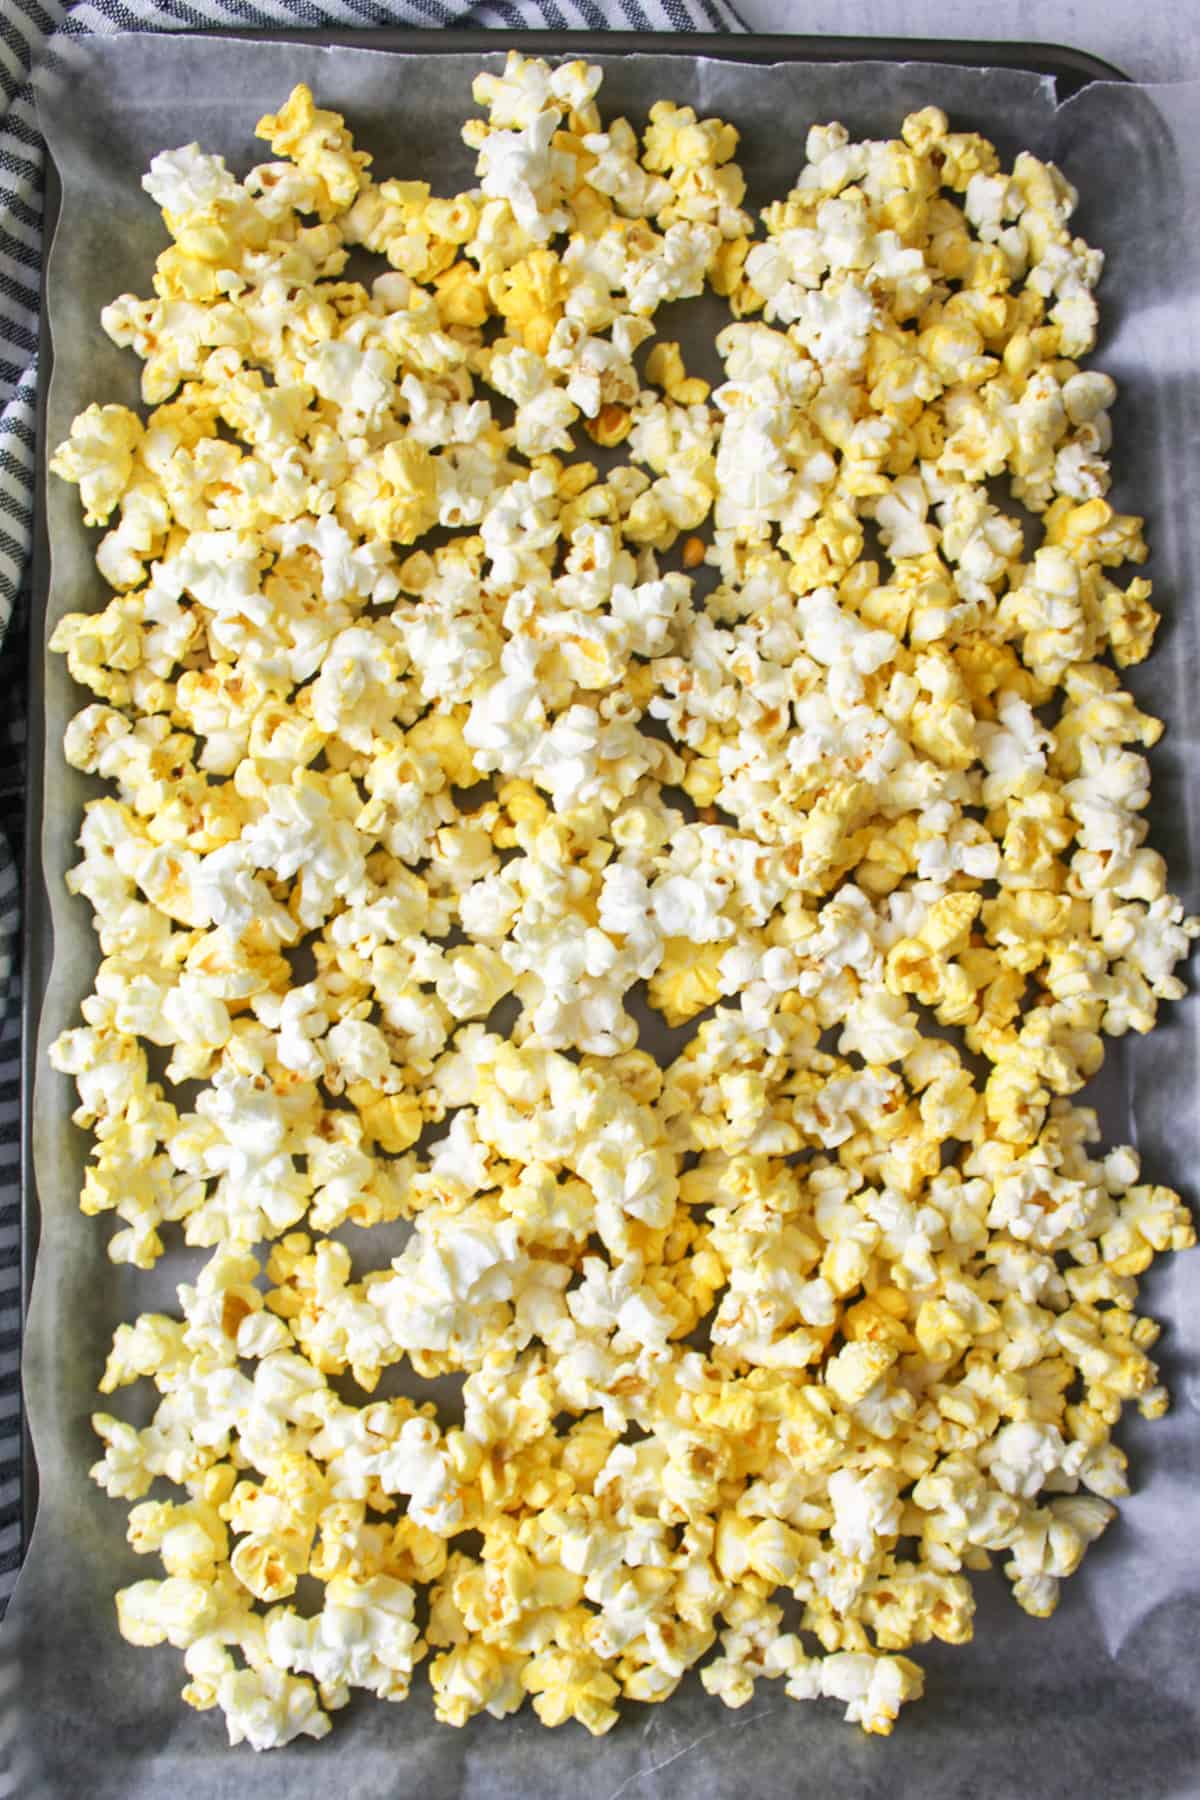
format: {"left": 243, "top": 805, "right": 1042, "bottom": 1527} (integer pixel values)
{"left": 20, "top": 25, "right": 1126, "bottom": 1558}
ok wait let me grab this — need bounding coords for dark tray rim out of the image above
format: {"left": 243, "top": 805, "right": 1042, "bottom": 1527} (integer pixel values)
{"left": 21, "top": 26, "right": 1129, "bottom": 1550}
{"left": 136, "top": 30, "right": 1129, "bottom": 92}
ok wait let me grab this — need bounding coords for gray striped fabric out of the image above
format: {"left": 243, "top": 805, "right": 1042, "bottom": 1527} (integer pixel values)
{"left": 0, "top": 0, "right": 746, "bottom": 1611}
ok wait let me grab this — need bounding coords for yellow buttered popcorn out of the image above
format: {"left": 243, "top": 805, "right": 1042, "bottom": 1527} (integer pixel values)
{"left": 50, "top": 54, "right": 1196, "bottom": 1754}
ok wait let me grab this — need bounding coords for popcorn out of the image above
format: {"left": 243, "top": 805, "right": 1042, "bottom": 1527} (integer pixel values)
{"left": 51, "top": 65, "right": 1195, "bottom": 1757}
{"left": 267, "top": 1574, "right": 422, "bottom": 1704}
{"left": 49, "top": 404, "right": 143, "bottom": 525}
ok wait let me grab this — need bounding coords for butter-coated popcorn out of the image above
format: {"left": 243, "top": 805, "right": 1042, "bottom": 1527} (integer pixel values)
{"left": 49, "top": 57, "right": 1197, "bottom": 1753}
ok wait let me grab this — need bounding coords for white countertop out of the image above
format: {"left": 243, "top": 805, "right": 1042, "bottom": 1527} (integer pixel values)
{"left": 734, "top": 0, "right": 1198, "bottom": 85}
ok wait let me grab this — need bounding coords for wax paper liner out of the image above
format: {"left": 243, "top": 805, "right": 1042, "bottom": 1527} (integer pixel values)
{"left": 7, "top": 36, "right": 1200, "bottom": 1800}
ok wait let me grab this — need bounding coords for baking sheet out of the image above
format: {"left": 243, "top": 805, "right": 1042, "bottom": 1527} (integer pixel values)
{"left": 10, "top": 34, "right": 1200, "bottom": 1799}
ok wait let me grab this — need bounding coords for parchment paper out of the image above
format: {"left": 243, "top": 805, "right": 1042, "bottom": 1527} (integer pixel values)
{"left": 10, "top": 34, "right": 1200, "bottom": 1799}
